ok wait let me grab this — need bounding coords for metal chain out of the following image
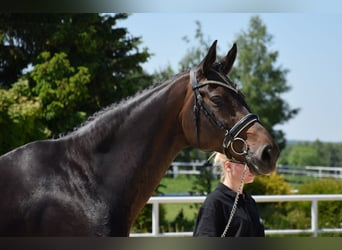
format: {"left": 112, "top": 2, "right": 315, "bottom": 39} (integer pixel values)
{"left": 221, "top": 163, "right": 248, "bottom": 237}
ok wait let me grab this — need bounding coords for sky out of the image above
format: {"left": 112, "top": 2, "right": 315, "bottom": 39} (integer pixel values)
{"left": 118, "top": 12, "right": 342, "bottom": 143}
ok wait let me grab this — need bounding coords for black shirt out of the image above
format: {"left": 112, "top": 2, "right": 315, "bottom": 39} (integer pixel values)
{"left": 193, "top": 183, "right": 265, "bottom": 237}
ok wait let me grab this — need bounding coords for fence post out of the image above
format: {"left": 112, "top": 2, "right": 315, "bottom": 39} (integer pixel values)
{"left": 152, "top": 201, "right": 159, "bottom": 236}
{"left": 311, "top": 199, "right": 318, "bottom": 237}
{"left": 173, "top": 165, "right": 178, "bottom": 179}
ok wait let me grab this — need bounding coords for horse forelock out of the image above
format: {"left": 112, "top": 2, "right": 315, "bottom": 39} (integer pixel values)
{"left": 211, "top": 62, "right": 237, "bottom": 89}
{"left": 209, "top": 62, "right": 251, "bottom": 112}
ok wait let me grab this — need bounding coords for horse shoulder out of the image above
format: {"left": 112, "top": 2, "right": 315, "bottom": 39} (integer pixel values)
{"left": 0, "top": 139, "right": 110, "bottom": 236}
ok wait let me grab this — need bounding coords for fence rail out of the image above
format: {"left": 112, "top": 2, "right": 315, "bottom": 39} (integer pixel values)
{"left": 129, "top": 194, "right": 342, "bottom": 237}
{"left": 277, "top": 165, "right": 342, "bottom": 179}
{"left": 166, "top": 161, "right": 342, "bottom": 179}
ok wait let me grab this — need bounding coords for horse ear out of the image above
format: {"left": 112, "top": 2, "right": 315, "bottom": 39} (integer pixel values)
{"left": 198, "top": 40, "right": 217, "bottom": 76}
{"left": 220, "top": 43, "right": 237, "bottom": 75}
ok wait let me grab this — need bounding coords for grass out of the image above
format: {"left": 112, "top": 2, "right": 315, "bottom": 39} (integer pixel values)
{"left": 158, "top": 174, "right": 219, "bottom": 222}
{"left": 159, "top": 174, "right": 197, "bottom": 194}
{"left": 158, "top": 175, "right": 199, "bottom": 222}
{"left": 162, "top": 203, "right": 198, "bottom": 222}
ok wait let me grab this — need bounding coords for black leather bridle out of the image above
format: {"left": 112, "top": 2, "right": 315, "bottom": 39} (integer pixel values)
{"left": 190, "top": 69, "right": 259, "bottom": 163}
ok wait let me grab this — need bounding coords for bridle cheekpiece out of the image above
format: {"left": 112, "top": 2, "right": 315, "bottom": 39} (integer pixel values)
{"left": 190, "top": 68, "right": 259, "bottom": 164}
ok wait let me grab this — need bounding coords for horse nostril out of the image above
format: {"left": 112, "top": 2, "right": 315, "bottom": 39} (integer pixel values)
{"left": 261, "top": 144, "right": 272, "bottom": 163}
{"left": 252, "top": 144, "right": 279, "bottom": 175}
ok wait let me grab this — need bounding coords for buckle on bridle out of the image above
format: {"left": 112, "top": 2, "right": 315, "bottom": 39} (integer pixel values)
{"left": 223, "top": 113, "right": 259, "bottom": 163}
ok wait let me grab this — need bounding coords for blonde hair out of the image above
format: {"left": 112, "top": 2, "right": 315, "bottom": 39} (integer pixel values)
{"left": 213, "top": 152, "right": 228, "bottom": 182}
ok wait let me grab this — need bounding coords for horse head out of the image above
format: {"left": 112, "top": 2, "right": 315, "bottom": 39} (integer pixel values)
{"left": 181, "top": 40, "right": 279, "bottom": 175}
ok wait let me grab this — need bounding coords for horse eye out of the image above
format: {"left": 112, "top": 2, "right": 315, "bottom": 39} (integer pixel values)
{"left": 210, "top": 96, "right": 223, "bottom": 106}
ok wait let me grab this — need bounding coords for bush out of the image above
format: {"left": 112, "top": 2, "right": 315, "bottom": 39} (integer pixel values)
{"left": 244, "top": 172, "right": 293, "bottom": 195}
{"left": 131, "top": 183, "right": 167, "bottom": 233}
{"left": 296, "top": 178, "right": 342, "bottom": 230}
{"left": 247, "top": 175, "right": 341, "bottom": 235}
{"left": 160, "top": 209, "right": 194, "bottom": 233}
{"left": 131, "top": 204, "right": 167, "bottom": 233}
{"left": 244, "top": 173, "right": 294, "bottom": 230}
{"left": 268, "top": 178, "right": 342, "bottom": 236}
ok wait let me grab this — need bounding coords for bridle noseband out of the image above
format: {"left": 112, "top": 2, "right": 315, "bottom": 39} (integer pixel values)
{"left": 190, "top": 69, "right": 259, "bottom": 164}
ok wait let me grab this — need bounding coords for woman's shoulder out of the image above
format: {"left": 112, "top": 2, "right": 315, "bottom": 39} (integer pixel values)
{"left": 205, "top": 183, "right": 236, "bottom": 203}
{"left": 243, "top": 191, "right": 258, "bottom": 204}
{"left": 216, "top": 182, "right": 236, "bottom": 196}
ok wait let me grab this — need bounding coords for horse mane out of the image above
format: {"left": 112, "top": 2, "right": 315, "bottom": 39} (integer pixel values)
{"left": 64, "top": 72, "right": 185, "bottom": 138}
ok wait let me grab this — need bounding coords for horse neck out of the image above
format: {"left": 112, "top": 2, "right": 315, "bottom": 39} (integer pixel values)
{"left": 72, "top": 74, "right": 191, "bottom": 223}
{"left": 76, "top": 74, "right": 190, "bottom": 157}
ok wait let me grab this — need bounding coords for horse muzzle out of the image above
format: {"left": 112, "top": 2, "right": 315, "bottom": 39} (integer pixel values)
{"left": 245, "top": 144, "right": 279, "bottom": 176}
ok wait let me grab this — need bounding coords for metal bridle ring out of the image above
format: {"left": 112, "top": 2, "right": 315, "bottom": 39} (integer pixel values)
{"left": 228, "top": 137, "right": 248, "bottom": 156}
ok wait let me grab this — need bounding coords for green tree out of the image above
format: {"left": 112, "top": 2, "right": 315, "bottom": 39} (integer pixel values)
{"left": 151, "top": 64, "right": 175, "bottom": 83}
{"left": 0, "top": 79, "right": 49, "bottom": 153}
{"left": 0, "top": 14, "right": 153, "bottom": 151}
{"left": 278, "top": 140, "right": 342, "bottom": 167}
{"left": 323, "top": 142, "right": 342, "bottom": 166}
{"left": 287, "top": 143, "right": 323, "bottom": 166}
{"left": 179, "top": 21, "right": 213, "bottom": 72}
{"left": 30, "top": 51, "right": 91, "bottom": 134}
{"left": 0, "top": 13, "right": 152, "bottom": 112}
{"left": 0, "top": 51, "right": 91, "bottom": 154}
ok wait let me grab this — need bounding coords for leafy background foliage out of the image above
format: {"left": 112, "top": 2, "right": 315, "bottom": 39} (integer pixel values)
{"left": 0, "top": 13, "right": 153, "bottom": 153}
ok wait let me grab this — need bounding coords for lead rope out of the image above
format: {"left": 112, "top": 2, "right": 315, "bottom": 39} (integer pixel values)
{"left": 221, "top": 163, "right": 248, "bottom": 237}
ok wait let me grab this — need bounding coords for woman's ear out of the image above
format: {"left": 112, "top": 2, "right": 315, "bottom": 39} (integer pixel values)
{"left": 224, "top": 160, "right": 231, "bottom": 172}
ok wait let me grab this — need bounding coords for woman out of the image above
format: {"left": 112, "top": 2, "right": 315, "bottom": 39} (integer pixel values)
{"left": 193, "top": 153, "right": 265, "bottom": 237}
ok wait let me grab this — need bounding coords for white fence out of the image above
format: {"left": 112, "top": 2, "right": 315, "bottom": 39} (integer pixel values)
{"left": 167, "top": 161, "right": 342, "bottom": 179}
{"left": 277, "top": 165, "right": 342, "bottom": 179}
{"left": 130, "top": 194, "right": 342, "bottom": 237}
{"left": 166, "top": 161, "right": 218, "bottom": 178}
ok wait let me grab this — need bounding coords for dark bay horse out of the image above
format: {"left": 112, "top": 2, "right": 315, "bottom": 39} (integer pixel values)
{"left": 0, "top": 41, "right": 279, "bottom": 236}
